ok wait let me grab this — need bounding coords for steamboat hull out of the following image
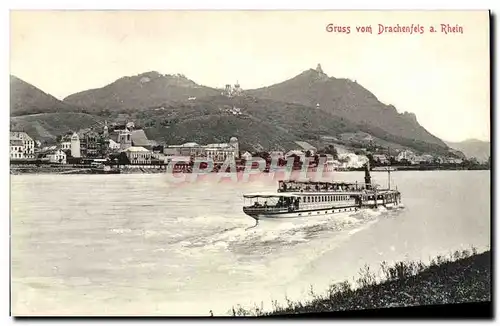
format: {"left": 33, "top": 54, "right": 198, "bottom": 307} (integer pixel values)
{"left": 243, "top": 206, "right": 360, "bottom": 221}
{"left": 90, "top": 168, "right": 121, "bottom": 174}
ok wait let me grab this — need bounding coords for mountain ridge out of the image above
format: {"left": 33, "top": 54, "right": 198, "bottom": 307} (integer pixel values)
{"left": 63, "top": 71, "right": 221, "bottom": 111}
{"left": 246, "top": 65, "right": 447, "bottom": 149}
{"left": 10, "top": 75, "right": 79, "bottom": 116}
{"left": 445, "top": 139, "right": 490, "bottom": 162}
{"left": 11, "top": 68, "right": 460, "bottom": 156}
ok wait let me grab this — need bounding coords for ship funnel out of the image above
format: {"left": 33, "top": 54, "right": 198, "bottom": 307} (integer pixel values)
{"left": 364, "top": 161, "right": 372, "bottom": 189}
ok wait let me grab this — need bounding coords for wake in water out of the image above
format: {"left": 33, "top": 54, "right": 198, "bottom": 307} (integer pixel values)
{"left": 172, "top": 206, "right": 405, "bottom": 256}
{"left": 108, "top": 206, "right": 406, "bottom": 261}
{"left": 245, "top": 219, "right": 259, "bottom": 231}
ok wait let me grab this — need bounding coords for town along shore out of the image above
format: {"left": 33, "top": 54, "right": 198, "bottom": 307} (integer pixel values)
{"left": 10, "top": 162, "right": 490, "bottom": 175}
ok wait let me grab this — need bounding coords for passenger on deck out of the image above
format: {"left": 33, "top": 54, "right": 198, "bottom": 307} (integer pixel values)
{"left": 264, "top": 201, "right": 268, "bottom": 207}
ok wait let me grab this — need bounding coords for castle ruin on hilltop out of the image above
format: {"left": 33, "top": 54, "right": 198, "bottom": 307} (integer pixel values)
{"left": 223, "top": 81, "right": 243, "bottom": 97}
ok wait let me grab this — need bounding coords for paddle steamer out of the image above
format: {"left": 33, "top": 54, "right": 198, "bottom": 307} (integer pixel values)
{"left": 242, "top": 162, "right": 402, "bottom": 221}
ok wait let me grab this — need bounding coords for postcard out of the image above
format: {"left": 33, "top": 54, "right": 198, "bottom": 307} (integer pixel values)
{"left": 10, "top": 10, "right": 491, "bottom": 317}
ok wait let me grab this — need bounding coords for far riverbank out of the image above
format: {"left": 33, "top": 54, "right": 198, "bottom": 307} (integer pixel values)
{"left": 10, "top": 164, "right": 490, "bottom": 175}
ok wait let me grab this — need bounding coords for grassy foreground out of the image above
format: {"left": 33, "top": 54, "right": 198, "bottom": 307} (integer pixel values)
{"left": 229, "top": 248, "right": 491, "bottom": 316}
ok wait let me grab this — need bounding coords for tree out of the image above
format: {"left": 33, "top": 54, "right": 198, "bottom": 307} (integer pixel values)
{"left": 318, "top": 145, "right": 338, "bottom": 159}
{"left": 366, "top": 153, "right": 375, "bottom": 166}
{"left": 461, "top": 157, "right": 479, "bottom": 169}
{"left": 313, "top": 154, "right": 320, "bottom": 167}
{"left": 328, "top": 145, "right": 338, "bottom": 158}
{"left": 389, "top": 156, "right": 398, "bottom": 165}
{"left": 112, "top": 152, "right": 130, "bottom": 165}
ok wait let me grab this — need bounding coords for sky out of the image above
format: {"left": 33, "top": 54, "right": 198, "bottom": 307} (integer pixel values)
{"left": 10, "top": 10, "right": 490, "bottom": 142}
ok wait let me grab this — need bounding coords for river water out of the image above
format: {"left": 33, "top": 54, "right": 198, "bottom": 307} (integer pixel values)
{"left": 10, "top": 170, "right": 490, "bottom": 316}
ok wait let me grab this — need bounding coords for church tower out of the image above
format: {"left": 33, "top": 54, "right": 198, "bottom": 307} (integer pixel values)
{"left": 230, "top": 136, "right": 239, "bottom": 159}
{"left": 70, "top": 132, "right": 81, "bottom": 158}
{"left": 103, "top": 120, "right": 109, "bottom": 138}
{"left": 118, "top": 129, "right": 132, "bottom": 150}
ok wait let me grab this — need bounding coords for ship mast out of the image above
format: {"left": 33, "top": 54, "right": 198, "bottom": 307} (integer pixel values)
{"left": 387, "top": 147, "right": 391, "bottom": 190}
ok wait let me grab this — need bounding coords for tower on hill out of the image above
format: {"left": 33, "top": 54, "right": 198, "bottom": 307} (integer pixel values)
{"left": 316, "top": 63, "right": 324, "bottom": 74}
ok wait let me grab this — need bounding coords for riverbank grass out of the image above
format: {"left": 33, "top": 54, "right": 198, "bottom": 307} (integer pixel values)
{"left": 229, "top": 248, "right": 491, "bottom": 316}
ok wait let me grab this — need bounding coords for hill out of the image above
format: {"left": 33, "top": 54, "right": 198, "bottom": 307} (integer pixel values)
{"left": 63, "top": 71, "right": 221, "bottom": 111}
{"left": 445, "top": 139, "right": 490, "bottom": 162}
{"left": 107, "top": 95, "right": 359, "bottom": 152}
{"left": 107, "top": 95, "right": 452, "bottom": 155}
{"left": 10, "top": 112, "right": 104, "bottom": 143}
{"left": 10, "top": 75, "right": 78, "bottom": 116}
{"left": 246, "top": 65, "right": 448, "bottom": 150}
{"left": 13, "top": 70, "right": 457, "bottom": 156}
{"left": 10, "top": 92, "right": 456, "bottom": 156}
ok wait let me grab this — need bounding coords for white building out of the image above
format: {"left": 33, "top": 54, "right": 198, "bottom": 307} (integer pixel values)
{"left": 164, "top": 137, "right": 239, "bottom": 163}
{"left": 270, "top": 151, "right": 285, "bottom": 159}
{"left": 151, "top": 152, "right": 168, "bottom": 163}
{"left": 338, "top": 153, "right": 369, "bottom": 169}
{"left": 10, "top": 131, "right": 35, "bottom": 159}
{"left": 124, "top": 146, "right": 152, "bottom": 164}
{"left": 61, "top": 141, "right": 72, "bottom": 151}
{"left": 447, "top": 157, "right": 463, "bottom": 164}
{"left": 108, "top": 139, "right": 121, "bottom": 151}
{"left": 285, "top": 150, "right": 306, "bottom": 159}
{"left": 10, "top": 137, "right": 24, "bottom": 160}
{"left": 415, "top": 154, "right": 434, "bottom": 164}
{"left": 165, "top": 142, "right": 203, "bottom": 157}
{"left": 396, "top": 150, "right": 416, "bottom": 163}
{"left": 47, "top": 149, "right": 67, "bottom": 164}
{"left": 205, "top": 144, "right": 236, "bottom": 164}
{"left": 241, "top": 151, "right": 252, "bottom": 161}
{"left": 372, "top": 154, "right": 389, "bottom": 164}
